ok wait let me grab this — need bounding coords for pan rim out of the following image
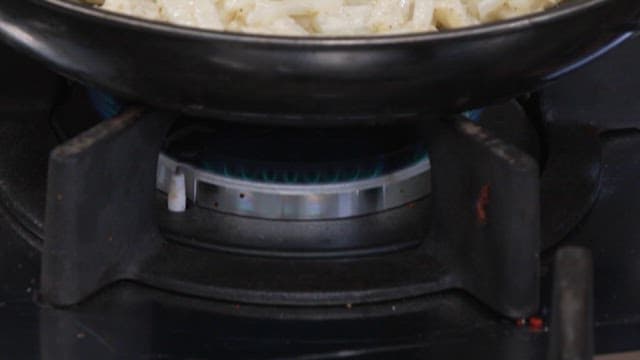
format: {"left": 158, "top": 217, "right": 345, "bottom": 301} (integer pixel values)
{"left": 39, "top": 0, "right": 608, "bottom": 45}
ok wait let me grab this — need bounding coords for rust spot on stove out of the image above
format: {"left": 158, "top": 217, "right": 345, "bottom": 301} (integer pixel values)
{"left": 475, "top": 183, "right": 491, "bottom": 225}
{"left": 528, "top": 316, "right": 544, "bottom": 331}
{"left": 407, "top": 202, "right": 416, "bottom": 209}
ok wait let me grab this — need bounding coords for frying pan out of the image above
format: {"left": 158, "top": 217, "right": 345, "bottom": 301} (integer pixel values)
{"left": 0, "top": 0, "right": 638, "bottom": 126}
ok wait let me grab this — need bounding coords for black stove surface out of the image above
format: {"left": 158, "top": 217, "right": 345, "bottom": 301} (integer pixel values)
{"left": 1, "top": 35, "right": 640, "bottom": 359}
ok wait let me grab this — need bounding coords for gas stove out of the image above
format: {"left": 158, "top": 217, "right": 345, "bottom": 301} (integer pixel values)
{"left": 1, "top": 34, "right": 640, "bottom": 359}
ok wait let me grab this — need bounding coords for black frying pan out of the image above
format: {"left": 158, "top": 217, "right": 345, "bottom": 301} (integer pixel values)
{"left": 0, "top": 0, "right": 638, "bottom": 126}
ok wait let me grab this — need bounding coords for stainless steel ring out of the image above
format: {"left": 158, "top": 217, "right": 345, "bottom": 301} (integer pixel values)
{"left": 157, "top": 153, "right": 431, "bottom": 220}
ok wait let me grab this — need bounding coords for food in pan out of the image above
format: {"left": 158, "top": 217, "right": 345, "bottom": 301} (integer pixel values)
{"left": 97, "top": 0, "right": 563, "bottom": 36}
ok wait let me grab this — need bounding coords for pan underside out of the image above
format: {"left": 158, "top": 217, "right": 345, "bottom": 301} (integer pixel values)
{"left": 0, "top": 0, "right": 637, "bottom": 125}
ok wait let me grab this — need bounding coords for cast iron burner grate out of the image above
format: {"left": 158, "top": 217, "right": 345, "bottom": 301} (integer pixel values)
{"left": 29, "top": 85, "right": 601, "bottom": 319}
{"left": 42, "top": 107, "right": 541, "bottom": 319}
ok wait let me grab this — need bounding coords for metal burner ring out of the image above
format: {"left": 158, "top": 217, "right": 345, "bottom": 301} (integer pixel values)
{"left": 157, "top": 153, "right": 431, "bottom": 220}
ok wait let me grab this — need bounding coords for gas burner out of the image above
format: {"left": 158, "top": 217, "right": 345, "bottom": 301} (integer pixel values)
{"left": 6, "top": 37, "right": 640, "bottom": 359}
{"left": 157, "top": 123, "right": 430, "bottom": 220}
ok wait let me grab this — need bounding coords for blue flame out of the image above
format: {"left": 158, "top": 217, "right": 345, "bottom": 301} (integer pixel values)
{"left": 87, "top": 89, "right": 125, "bottom": 120}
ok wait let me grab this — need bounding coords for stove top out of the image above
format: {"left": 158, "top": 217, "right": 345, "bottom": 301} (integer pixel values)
{"left": 1, "top": 35, "right": 640, "bottom": 359}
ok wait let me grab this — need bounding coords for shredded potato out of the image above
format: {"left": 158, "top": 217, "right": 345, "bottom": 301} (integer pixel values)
{"left": 99, "top": 0, "right": 562, "bottom": 35}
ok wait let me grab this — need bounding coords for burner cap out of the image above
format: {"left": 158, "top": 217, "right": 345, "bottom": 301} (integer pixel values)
{"left": 158, "top": 122, "right": 431, "bottom": 220}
